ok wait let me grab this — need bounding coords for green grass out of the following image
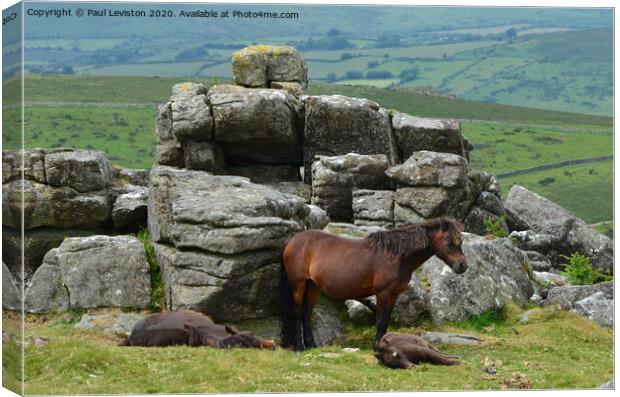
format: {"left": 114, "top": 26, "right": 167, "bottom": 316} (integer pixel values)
{"left": 13, "top": 106, "right": 157, "bottom": 168}
{"left": 500, "top": 160, "right": 613, "bottom": 224}
{"left": 137, "top": 229, "right": 165, "bottom": 312}
{"left": 2, "top": 311, "right": 23, "bottom": 394}
{"left": 16, "top": 302, "right": 612, "bottom": 394}
{"left": 464, "top": 123, "right": 612, "bottom": 174}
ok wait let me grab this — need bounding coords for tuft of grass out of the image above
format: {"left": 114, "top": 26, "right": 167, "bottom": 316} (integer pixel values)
{"left": 483, "top": 216, "right": 508, "bottom": 238}
{"left": 137, "top": 228, "right": 166, "bottom": 311}
{"left": 451, "top": 307, "right": 507, "bottom": 332}
{"left": 560, "top": 253, "right": 613, "bottom": 285}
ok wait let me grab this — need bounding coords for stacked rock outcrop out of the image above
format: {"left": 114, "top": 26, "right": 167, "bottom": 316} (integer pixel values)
{"left": 2, "top": 148, "right": 149, "bottom": 281}
{"left": 148, "top": 165, "right": 322, "bottom": 322}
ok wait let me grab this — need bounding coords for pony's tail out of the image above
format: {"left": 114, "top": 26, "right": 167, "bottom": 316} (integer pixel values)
{"left": 279, "top": 250, "right": 296, "bottom": 348}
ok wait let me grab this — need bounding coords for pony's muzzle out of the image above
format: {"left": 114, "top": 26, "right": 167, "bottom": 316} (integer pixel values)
{"left": 453, "top": 261, "right": 468, "bottom": 274}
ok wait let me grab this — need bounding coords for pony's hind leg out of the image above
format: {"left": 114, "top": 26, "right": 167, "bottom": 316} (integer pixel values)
{"left": 291, "top": 281, "right": 307, "bottom": 351}
{"left": 302, "top": 279, "right": 321, "bottom": 349}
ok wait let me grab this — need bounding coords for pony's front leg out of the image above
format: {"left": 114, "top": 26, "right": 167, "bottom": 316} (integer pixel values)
{"left": 373, "top": 294, "right": 397, "bottom": 350}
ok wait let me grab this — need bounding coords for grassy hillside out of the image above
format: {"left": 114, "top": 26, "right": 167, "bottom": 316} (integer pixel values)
{"left": 5, "top": 304, "right": 613, "bottom": 394}
{"left": 2, "top": 75, "right": 612, "bottom": 224}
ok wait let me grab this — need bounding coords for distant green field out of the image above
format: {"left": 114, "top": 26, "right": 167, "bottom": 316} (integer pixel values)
{"left": 15, "top": 106, "right": 157, "bottom": 169}
{"left": 9, "top": 75, "right": 612, "bottom": 127}
{"left": 463, "top": 123, "right": 612, "bottom": 174}
{"left": 431, "top": 24, "right": 528, "bottom": 36}
{"left": 83, "top": 62, "right": 210, "bottom": 78}
{"left": 499, "top": 161, "right": 612, "bottom": 224}
{"left": 337, "top": 79, "right": 399, "bottom": 87}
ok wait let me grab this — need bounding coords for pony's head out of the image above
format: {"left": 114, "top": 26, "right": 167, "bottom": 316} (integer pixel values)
{"left": 429, "top": 217, "right": 467, "bottom": 274}
{"left": 375, "top": 346, "right": 415, "bottom": 369}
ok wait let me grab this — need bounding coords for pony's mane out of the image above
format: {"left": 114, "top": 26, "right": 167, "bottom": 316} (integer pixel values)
{"left": 367, "top": 217, "right": 463, "bottom": 257}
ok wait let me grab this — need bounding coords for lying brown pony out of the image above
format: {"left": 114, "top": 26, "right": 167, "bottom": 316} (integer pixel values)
{"left": 376, "top": 332, "right": 460, "bottom": 369}
{"left": 119, "top": 310, "right": 276, "bottom": 349}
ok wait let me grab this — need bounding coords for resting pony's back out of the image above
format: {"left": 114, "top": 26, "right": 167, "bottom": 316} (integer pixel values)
{"left": 120, "top": 310, "right": 275, "bottom": 349}
{"left": 280, "top": 217, "right": 468, "bottom": 351}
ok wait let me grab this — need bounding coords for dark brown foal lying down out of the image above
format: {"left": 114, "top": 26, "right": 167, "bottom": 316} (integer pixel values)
{"left": 376, "top": 332, "right": 460, "bottom": 369}
{"left": 119, "top": 310, "right": 276, "bottom": 349}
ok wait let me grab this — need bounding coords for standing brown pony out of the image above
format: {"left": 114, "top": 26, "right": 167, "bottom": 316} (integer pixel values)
{"left": 280, "top": 217, "right": 467, "bottom": 351}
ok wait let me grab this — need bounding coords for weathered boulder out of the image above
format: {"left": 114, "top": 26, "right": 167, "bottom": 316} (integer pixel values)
{"left": 533, "top": 271, "right": 568, "bottom": 287}
{"left": 155, "top": 83, "right": 217, "bottom": 170}
{"left": 476, "top": 191, "right": 504, "bottom": 215}
{"left": 45, "top": 149, "right": 114, "bottom": 193}
{"left": 112, "top": 185, "right": 148, "bottom": 229}
{"left": 391, "top": 112, "right": 469, "bottom": 160}
{"left": 270, "top": 81, "right": 304, "bottom": 97}
{"left": 391, "top": 275, "right": 430, "bottom": 325}
{"left": 572, "top": 292, "right": 613, "bottom": 327}
{"left": 415, "top": 233, "right": 535, "bottom": 323}
{"left": 386, "top": 151, "right": 468, "bottom": 188}
{"left": 345, "top": 299, "right": 375, "bottom": 324}
{"left": 24, "top": 235, "right": 151, "bottom": 312}
{"left": 148, "top": 165, "right": 317, "bottom": 322}
{"left": 469, "top": 170, "right": 501, "bottom": 198}
{"left": 385, "top": 151, "right": 475, "bottom": 224}
{"left": 352, "top": 190, "right": 395, "bottom": 228}
{"left": 2, "top": 227, "right": 99, "bottom": 281}
{"left": 3, "top": 180, "right": 112, "bottom": 230}
{"left": 464, "top": 207, "right": 508, "bottom": 236}
{"left": 504, "top": 185, "right": 613, "bottom": 272}
{"left": 220, "top": 165, "right": 300, "bottom": 184}
{"left": 75, "top": 311, "right": 148, "bottom": 335}
{"left": 306, "top": 205, "right": 330, "bottom": 230}
{"left": 2, "top": 262, "right": 20, "bottom": 311}
{"left": 543, "top": 282, "right": 613, "bottom": 309}
{"left": 271, "top": 182, "right": 312, "bottom": 203}
{"left": 24, "top": 264, "right": 69, "bottom": 313}
{"left": 153, "top": 242, "right": 281, "bottom": 321}
{"left": 311, "top": 300, "right": 347, "bottom": 346}
{"left": 208, "top": 85, "right": 301, "bottom": 165}
{"left": 323, "top": 222, "right": 385, "bottom": 239}
{"left": 311, "top": 153, "right": 393, "bottom": 222}
{"left": 2, "top": 149, "right": 46, "bottom": 184}
{"left": 182, "top": 141, "right": 225, "bottom": 172}
{"left": 394, "top": 186, "right": 473, "bottom": 221}
{"left": 112, "top": 167, "right": 150, "bottom": 187}
{"left": 232, "top": 45, "right": 308, "bottom": 89}
{"left": 170, "top": 84, "right": 213, "bottom": 141}
{"left": 149, "top": 166, "right": 308, "bottom": 253}
{"left": 418, "top": 332, "right": 482, "bottom": 345}
{"left": 303, "top": 95, "right": 396, "bottom": 182}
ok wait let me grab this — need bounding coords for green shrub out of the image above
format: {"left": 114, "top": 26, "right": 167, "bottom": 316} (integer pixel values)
{"left": 137, "top": 228, "right": 166, "bottom": 311}
{"left": 560, "top": 253, "right": 612, "bottom": 285}
{"left": 483, "top": 216, "right": 507, "bottom": 238}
